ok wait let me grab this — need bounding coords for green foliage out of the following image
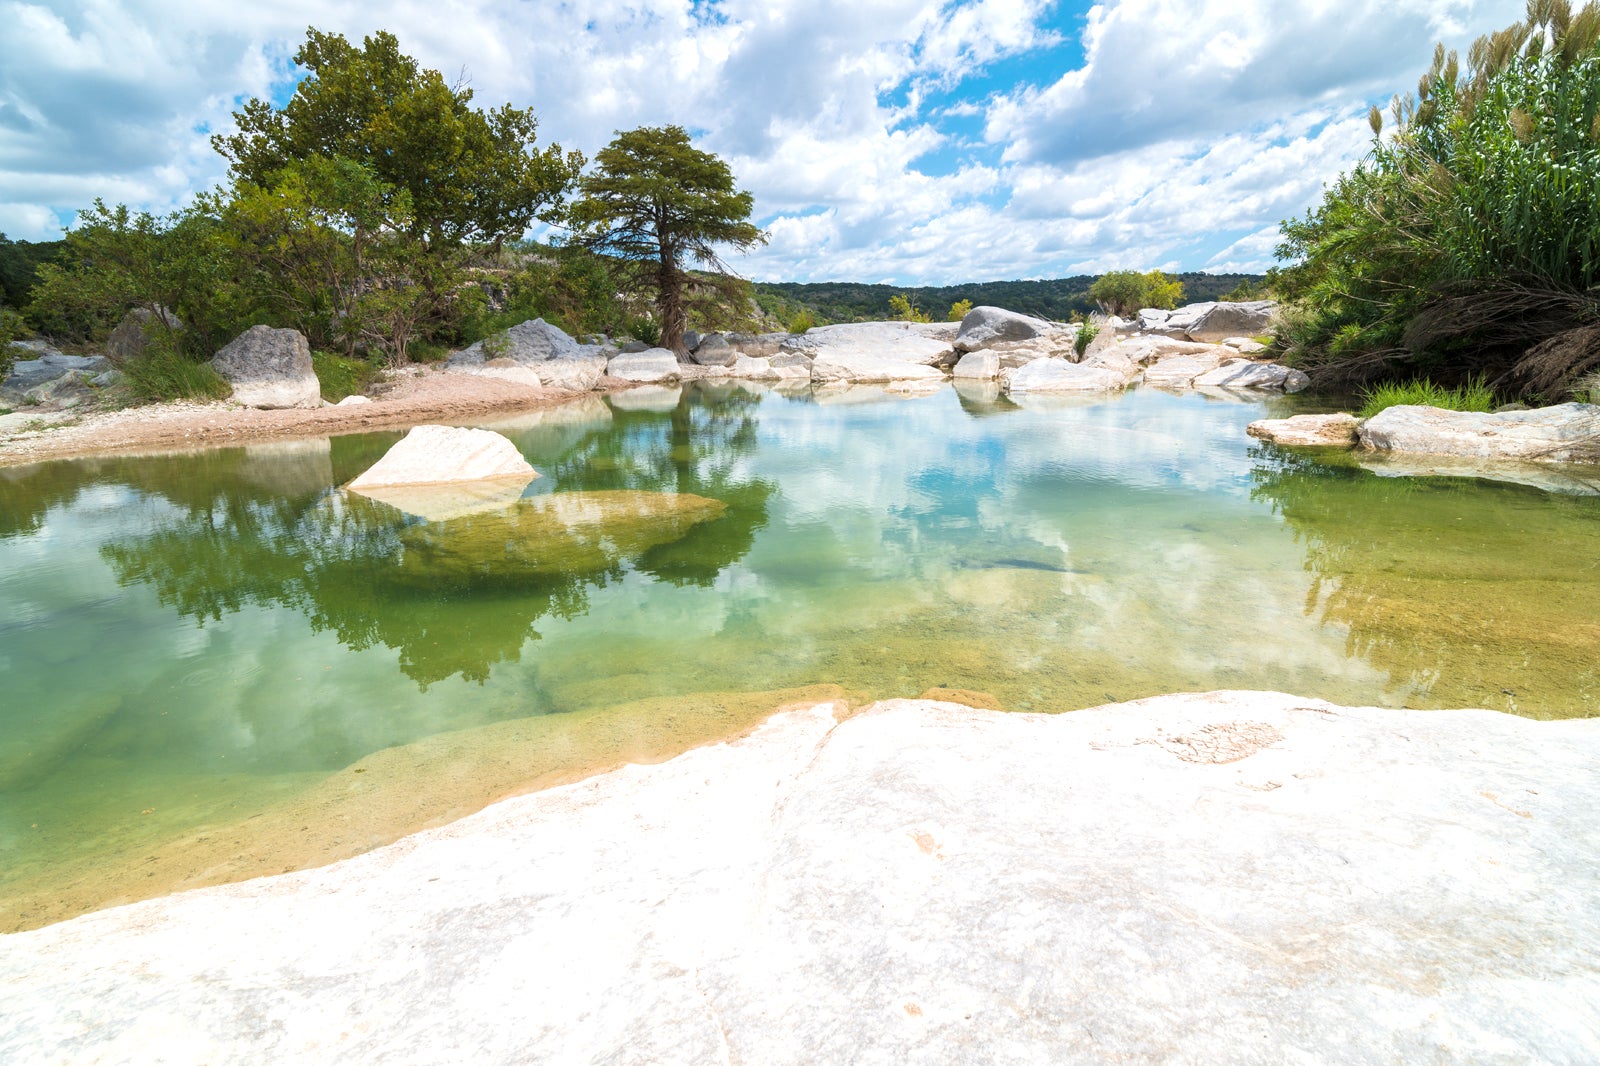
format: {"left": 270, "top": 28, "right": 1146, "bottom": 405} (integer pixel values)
{"left": 787, "top": 309, "right": 816, "bottom": 334}
{"left": 0, "top": 234, "right": 66, "bottom": 310}
{"left": 751, "top": 273, "right": 1254, "bottom": 326}
{"left": 311, "top": 349, "right": 380, "bottom": 401}
{"left": 0, "top": 307, "right": 25, "bottom": 381}
{"left": 25, "top": 201, "right": 249, "bottom": 355}
{"left": 1088, "top": 269, "right": 1184, "bottom": 317}
{"left": 572, "top": 125, "right": 766, "bottom": 352}
{"left": 1358, "top": 375, "right": 1496, "bottom": 417}
{"left": 1074, "top": 323, "right": 1100, "bottom": 357}
{"left": 458, "top": 245, "right": 626, "bottom": 343}
{"left": 1276, "top": 3, "right": 1600, "bottom": 394}
{"left": 948, "top": 298, "right": 973, "bottom": 322}
{"left": 888, "top": 294, "right": 931, "bottom": 323}
{"left": 625, "top": 315, "right": 662, "bottom": 347}
{"left": 215, "top": 29, "right": 582, "bottom": 250}
{"left": 120, "top": 329, "right": 231, "bottom": 403}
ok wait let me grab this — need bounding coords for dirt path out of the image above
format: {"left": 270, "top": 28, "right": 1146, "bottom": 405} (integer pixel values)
{"left": 0, "top": 369, "right": 614, "bottom": 468}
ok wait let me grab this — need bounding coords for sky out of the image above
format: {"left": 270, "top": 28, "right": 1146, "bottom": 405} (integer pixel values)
{"left": 0, "top": 0, "right": 1529, "bottom": 284}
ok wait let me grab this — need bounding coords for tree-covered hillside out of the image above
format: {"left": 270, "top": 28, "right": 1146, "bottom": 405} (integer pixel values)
{"left": 753, "top": 272, "right": 1264, "bottom": 325}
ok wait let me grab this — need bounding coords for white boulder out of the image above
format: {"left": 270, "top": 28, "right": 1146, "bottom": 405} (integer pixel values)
{"left": 1184, "top": 301, "right": 1277, "bottom": 344}
{"left": 1192, "top": 359, "right": 1309, "bottom": 392}
{"left": 1006, "top": 357, "right": 1132, "bottom": 393}
{"left": 952, "top": 350, "right": 1000, "bottom": 380}
{"left": 954, "top": 306, "right": 1055, "bottom": 352}
{"left": 346, "top": 424, "right": 536, "bottom": 491}
{"left": 1247, "top": 413, "right": 1361, "bottom": 447}
{"left": 1142, "top": 352, "right": 1227, "bottom": 388}
{"left": 606, "top": 350, "right": 683, "bottom": 383}
{"left": 209, "top": 325, "right": 321, "bottom": 409}
{"left": 1358, "top": 402, "right": 1600, "bottom": 462}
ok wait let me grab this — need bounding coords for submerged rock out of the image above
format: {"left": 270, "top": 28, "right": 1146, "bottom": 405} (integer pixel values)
{"left": 4, "top": 692, "right": 1596, "bottom": 1063}
{"left": 390, "top": 490, "right": 727, "bottom": 584}
{"left": 1247, "top": 413, "right": 1360, "bottom": 447}
{"left": 210, "top": 325, "right": 320, "bottom": 409}
{"left": 1358, "top": 402, "right": 1600, "bottom": 463}
{"left": 347, "top": 424, "right": 536, "bottom": 492}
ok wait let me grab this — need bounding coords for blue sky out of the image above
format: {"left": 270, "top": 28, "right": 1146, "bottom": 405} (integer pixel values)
{"left": 0, "top": 0, "right": 1527, "bottom": 284}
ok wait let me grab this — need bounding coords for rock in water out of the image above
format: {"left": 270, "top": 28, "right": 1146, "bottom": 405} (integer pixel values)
{"left": 952, "top": 350, "right": 999, "bottom": 380}
{"left": 3, "top": 693, "right": 1596, "bottom": 1062}
{"left": 1247, "top": 413, "right": 1361, "bottom": 446}
{"left": 1192, "top": 359, "right": 1309, "bottom": 392}
{"left": 210, "top": 325, "right": 320, "bottom": 409}
{"left": 347, "top": 425, "right": 537, "bottom": 491}
{"left": 1358, "top": 403, "right": 1600, "bottom": 462}
{"left": 1006, "top": 357, "right": 1133, "bottom": 392}
{"left": 954, "top": 306, "right": 1055, "bottom": 352}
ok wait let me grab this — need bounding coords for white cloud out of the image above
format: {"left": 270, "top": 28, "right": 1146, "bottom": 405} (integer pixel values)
{"left": 0, "top": 0, "right": 1536, "bottom": 283}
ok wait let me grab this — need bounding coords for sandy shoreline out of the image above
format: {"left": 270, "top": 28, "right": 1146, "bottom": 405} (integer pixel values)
{"left": 0, "top": 368, "right": 622, "bottom": 469}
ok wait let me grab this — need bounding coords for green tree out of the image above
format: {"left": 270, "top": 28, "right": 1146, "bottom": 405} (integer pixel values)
{"left": 1088, "top": 269, "right": 1184, "bottom": 317}
{"left": 214, "top": 29, "right": 583, "bottom": 253}
{"left": 1275, "top": 2, "right": 1600, "bottom": 393}
{"left": 572, "top": 126, "right": 766, "bottom": 354}
{"left": 888, "top": 294, "right": 931, "bottom": 322}
{"left": 948, "top": 298, "right": 974, "bottom": 322}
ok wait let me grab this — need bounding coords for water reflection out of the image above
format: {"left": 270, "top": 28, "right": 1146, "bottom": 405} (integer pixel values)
{"left": 1250, "top": 446, "right": 1600, "bottom": 716}
{"left": 92, "top": 388, "right": 775, "bottom": 688}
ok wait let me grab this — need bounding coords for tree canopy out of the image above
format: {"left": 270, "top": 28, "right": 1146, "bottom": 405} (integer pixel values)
{"left": 571, "top": 126, "right": 766, "bottom": 353}
{"left": 1088, "top": 270, "right": 1184, "bottom": 318}
{"left": 1274, "top": 0, "right": 1600, "bottom": 395}
{"left": 214, "top": 29, "right": 583, "bottom": 251}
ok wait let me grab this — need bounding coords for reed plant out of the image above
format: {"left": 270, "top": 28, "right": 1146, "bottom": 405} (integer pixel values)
{"left": 1358, "top": 376, "right": 1496, "bottom": 418}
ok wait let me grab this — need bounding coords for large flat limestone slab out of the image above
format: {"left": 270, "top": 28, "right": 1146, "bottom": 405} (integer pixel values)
{"left": 3, "top": 693, "right": 1598, "bottom": 1063}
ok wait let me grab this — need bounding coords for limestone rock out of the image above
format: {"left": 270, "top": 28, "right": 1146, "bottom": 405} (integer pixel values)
{"left": 1143, "top": 352, "right": 1227, "bottom": 388}
{"left": 1223, "top": 337, "right": 1268, "bottom": 354}
{"left": 335, "top": 395, "right": 372, "bottom": 406}
{"left": 23, "top": 370, "right": 98, "bottom": 408}
{"left": 2, "top": 353, "right": 112, "bottom": 403}
{"left": 1358, "top": 402, "right": 1600, "bottom": 463}
{"left": 786, "top": 322, "right": 954, "bottom": 376}
{"left": 536, "top": 355, "right": 608, "bottom": 391}
{"left": 690, "top": 334, "right": 739, "bottom": 367}
{"left": 1183, "top": 300, "right": 1277, "bottom": 343}
{"left": 4, "top": 693, "right": 1597, "bottom": 1064}
{"left": 952, "top": 350, "right": 999, "bottom": 380}
{"left": 810, "top": 351, "right": 945, "bottom": 385}
{"left": 728, "top": 354, "right": 778, "bottom": 379}
{"left": 1137, "top": 308, "right": 1171, "bottom": 331}
{"left": 210, "top": 325, "right": 320, "bottom": 409}
{"left": 619, "top": 340, "right": 651, "bottom": 354}
{"left": 1192, "top": 359, "right": 1309, "bottom": 392}
{"left": 954, "top": 306, "right": 1054, "bottom": 352}
{"left": 1111, "top": 336, "right": 1220, "bottom": 366}
{"left": 346, "top": 424, "right": 536, "bottom": 492}
{"left": 104, "top": 306, "right": 182, "bottom": 363}
{"left": 451, "top": 318, "right": 582, "bottom": 366}
{"left": 726, "top": 332, "right": 788, "bottom": 358}
{"left": 1006, "top": 357, "right": 1132, "bottom": 393}
{"left": 607, "top": 350, "right": 683, "bottom": 384}
{"left": 1247, "top": 413, "right": 1360, "bottom": 447}
{"left": 768, "top": 352, "right": 812, "bottom": 371}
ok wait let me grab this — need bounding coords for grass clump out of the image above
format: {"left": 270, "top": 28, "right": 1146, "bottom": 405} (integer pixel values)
{"left": 312, "top": 349, "right": 380, "bottom": 401}
{"left": 122, "top": 347, "right": 230, "bottom": 403}
{"left": 1359, "top": 375, "right": 1495, "bottom": 418}
{"left": 1074, "top": 323, "right": 1100, "bottom": 357}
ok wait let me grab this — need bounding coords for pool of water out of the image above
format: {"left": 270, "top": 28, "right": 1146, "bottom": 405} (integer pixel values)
{"left": 3, "top": 381, "right": 1598, "bottom": 927}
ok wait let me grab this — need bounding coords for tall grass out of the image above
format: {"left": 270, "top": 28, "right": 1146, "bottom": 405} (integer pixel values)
{"left": 311, "top": 349, "right": 379, "bottom": 401}
{"left": 1359, "top": 375, "right": 1496, "bottom": 418}
{"left": 122, "top": 345, "right": 231, "bottom": 403}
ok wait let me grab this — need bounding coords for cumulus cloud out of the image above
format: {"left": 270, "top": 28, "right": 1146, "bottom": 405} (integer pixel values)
{"left": 0, "top": 0, "right": 1534, "bottom": 283}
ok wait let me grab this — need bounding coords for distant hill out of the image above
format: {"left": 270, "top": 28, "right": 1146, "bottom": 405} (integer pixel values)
{"left": 753, "top": 272, "right": 1267, "bottom": 326}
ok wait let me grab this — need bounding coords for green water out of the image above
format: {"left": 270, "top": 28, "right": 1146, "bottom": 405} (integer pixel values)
{"left": 3, "top": 382, "right": 1598, "bottom": 922}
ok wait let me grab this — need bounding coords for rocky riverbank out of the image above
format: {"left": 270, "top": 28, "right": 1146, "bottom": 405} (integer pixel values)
{"left": 3, "top": 691, "right": 1595, "bottom": 1063}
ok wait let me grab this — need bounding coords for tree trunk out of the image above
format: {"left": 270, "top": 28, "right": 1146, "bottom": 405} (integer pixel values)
{"left": 657, "top": 238, "right": 687, "bottom": 356}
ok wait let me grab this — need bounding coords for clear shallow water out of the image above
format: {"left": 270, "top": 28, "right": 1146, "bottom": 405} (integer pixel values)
{"left": 3, "top": 381, "right": 1598, "bottom": 926}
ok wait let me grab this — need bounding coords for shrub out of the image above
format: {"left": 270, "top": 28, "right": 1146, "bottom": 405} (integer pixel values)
{"left": 787, "top": 309, "right": 816, "bottom": 334}
{"left": 948, "top": 298, "right": 973, "bottom": 322}
{"left": 888, "top": 294, "right": 931, "bottom": 323}
{"left": 625, "top": 315, "right": 661, "bottom": 347}
{"left": 1358, "top": 375, "right": 1496, "bottom": 418}
{"left": 0, "top": 307, "right": 25, "bottom": 381}
{"left": 311, "top": 349, "right": 380, "bottom": 401}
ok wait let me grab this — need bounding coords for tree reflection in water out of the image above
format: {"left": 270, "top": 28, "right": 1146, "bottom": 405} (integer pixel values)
{"left": 93, "top": 385, "right": 775, "bottom": 689}
{"left": 1249, "top": 445, "right": 1600, "bottom": 716}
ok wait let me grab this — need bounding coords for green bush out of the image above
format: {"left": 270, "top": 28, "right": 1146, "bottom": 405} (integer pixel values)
{"left": 311, "top": 349, "right": 380, "bottom": 401}
{"left": 1275, "top": 4, "right": 1600, "bottom": 395}
{"left": 625, "top": 315, "right": 661, "bottom": 347}
{"left": 0, "top": 307, "right": 25, "bottom": 381}
{"left": 948, "top": 299, "right": 973, "bottom": 322}
{"left": 787, "top": 309, "right": 816, "bottom": 334}
{"left": 1358, "top": 375, "right": 1496, "bottom": 418}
